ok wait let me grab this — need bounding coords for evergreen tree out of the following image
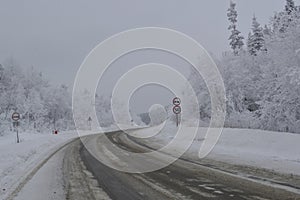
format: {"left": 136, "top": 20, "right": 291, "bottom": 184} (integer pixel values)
{"left": 272, "top": 13, "right": 281, "bottom": 32}
{"left": 0, "top": 64, "right": 4, "bottom": 81}
{"left": 263, "top": 25, "right": 272, "bottom": 36}
{"left": 227, "top": 1, "right": 244, "bottom": 55}
{"left": 285, "top": 0, "right": 296, "bottom": 14}
{"left": 248, "top": 15, "right": 265, "bottom": 56}
{"left": 272, "top": 0, "right": 297, "bottom": 33}
{"left": 247, "top": 32, "right": 255, "bottom": 56}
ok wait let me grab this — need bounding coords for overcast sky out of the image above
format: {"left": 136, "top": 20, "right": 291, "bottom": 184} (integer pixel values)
{"left": 1, "top": 0, "right": 298, "bottom": 113}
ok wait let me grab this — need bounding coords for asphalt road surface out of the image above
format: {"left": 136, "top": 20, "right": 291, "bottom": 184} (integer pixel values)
{"left": 62, "top": 131, "right": 300, "bottom": 200}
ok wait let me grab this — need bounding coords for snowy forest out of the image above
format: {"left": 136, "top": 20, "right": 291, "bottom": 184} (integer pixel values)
{"left": 0, "top": 59, "right": 73, "bottom": 134}
{"left": 0, "top": 59, "right": 115, "bottom": 135}
{"left": 189, "top": 0, "right": 300, "bottom": 133}
{"left": 0, "top": 0, "right": 300, "bottom": 134}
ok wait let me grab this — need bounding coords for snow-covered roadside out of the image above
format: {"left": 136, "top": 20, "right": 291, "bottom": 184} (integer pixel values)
{"left": 0, "top": 131, "right": 77, "bottom": 200}
{"left": 0, "top": 126, "right": 121, "bottom": 200}
{"left": 130, "top": 123, "right": 300, "bottom": 176}
{"left": 204, "top": 128, "right": 300, "bottom": 176}
{"left": 13, "top": 142, "right": 68, "bottom": 200}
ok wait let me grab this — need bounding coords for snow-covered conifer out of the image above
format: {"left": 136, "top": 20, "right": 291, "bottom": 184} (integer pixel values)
{"left": 227, "top": 1, "right": 244, "bottom": 55}
{"left": 248, "top": 15, "right": 265, "bottom": 56}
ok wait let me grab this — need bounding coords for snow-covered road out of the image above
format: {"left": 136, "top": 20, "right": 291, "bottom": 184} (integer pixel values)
{"left": 77, "top": 131, "right": 300, "bottom": 199}
{"left": 1, "top": 125, "right": 300, "bottom": 199}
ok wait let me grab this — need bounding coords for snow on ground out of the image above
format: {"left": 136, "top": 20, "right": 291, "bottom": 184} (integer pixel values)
{"left": 0, "top": 131, "right": 77, "bottom": 200}
{"left": 14, "top": 143, "right": 67, "bottom": 200}
{"left": 130, "top": 122, "right": 300, "bottom": 176}
{"left": 1, "top": 122, "right": 299, "bottom": 199}
{"left": 205, "top": 128, "right": 300, "bottom": 176}
{"left": 0, "top": 126, "right": 120, "bottom": 200}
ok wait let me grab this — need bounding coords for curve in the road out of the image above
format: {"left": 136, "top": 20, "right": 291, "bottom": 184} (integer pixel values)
{"left": 77, "top": 131, "right": 300, "bottom": 200}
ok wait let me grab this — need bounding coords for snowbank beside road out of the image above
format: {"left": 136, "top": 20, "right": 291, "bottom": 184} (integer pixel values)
{"left": 1, "top": 123, "right": 299, "bottom": 199}
{"left": 206, "top": 128, "right": 300, "bottom": 176}
{"left": 130, "top": 124, "right": 300, "bottom": 176}
{"left": 0, "top": 124, "right": 140, "bottom": 200}
{"left": 0, "top": 131, "right": 78, "bottom": 199}
{"left": 0, "top": 126, "right": 121, "bottom": 200}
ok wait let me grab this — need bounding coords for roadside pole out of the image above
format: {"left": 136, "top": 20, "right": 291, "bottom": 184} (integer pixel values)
{"left": 16, "top": 125, "right": 19, "bottom": 143}
{"left": 88, "top": 117, "right": 92, "bottom": 130}
{"left": 172, "top": 97, "right": 181, "bottom": 127}
{"left": 12, "top": 112, "right": 20, "bottom": 143}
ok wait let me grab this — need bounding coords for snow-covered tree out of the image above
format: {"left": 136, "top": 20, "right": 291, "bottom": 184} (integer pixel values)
{"left": 272, "top": 0, "right": 298, "bottom": 33}
{"left": 148, "top": 104, "right": 167, "bottom": 126}
{"left": 221, "top": 0, "right": 300, "bottom": 133}
{"left": 24, "top": 89, "right": 45, "bottom": 131}
{"left": 227, "top": 0, "right": 244, "bottom": 55}
{"left": 0, "top": 64, "right": 4, "bottom": 81}
{"left": 247, "top": 15, "right": 265, "bottom": 56}
{"left": 285, "top": 0, "right": 296, "bottom": 14}
{"left": 263, "top": 25, "right": 272, "bottom": 36}
{"left": 95, "top": 94, "right": 113, "bottom": 127}
{"left": 44, "top": 84, "right": 72, "bottom": 130}
{"left": 247, "top": 32, "right": 254, "bottom": 55}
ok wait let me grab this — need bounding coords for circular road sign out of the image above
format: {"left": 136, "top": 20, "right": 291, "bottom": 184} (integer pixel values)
{"left": 173, "top": 105, "right": 181, "bottom": 114}
{"left": 173, "top": 97, "right": 181, "bottom": 106}
{"left": 12, "top": 112, "right": 20, "bottom": 121}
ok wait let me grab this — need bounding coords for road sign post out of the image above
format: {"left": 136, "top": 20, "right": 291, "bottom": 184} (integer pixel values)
{"left": 12, "top": 112, "right": 20, "bottom": 143}
{"left": 172, "top": 97, "right": 181, "bottom": 127}
{"left": 88, "top": 117, "right": 92, "bottom": 130}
